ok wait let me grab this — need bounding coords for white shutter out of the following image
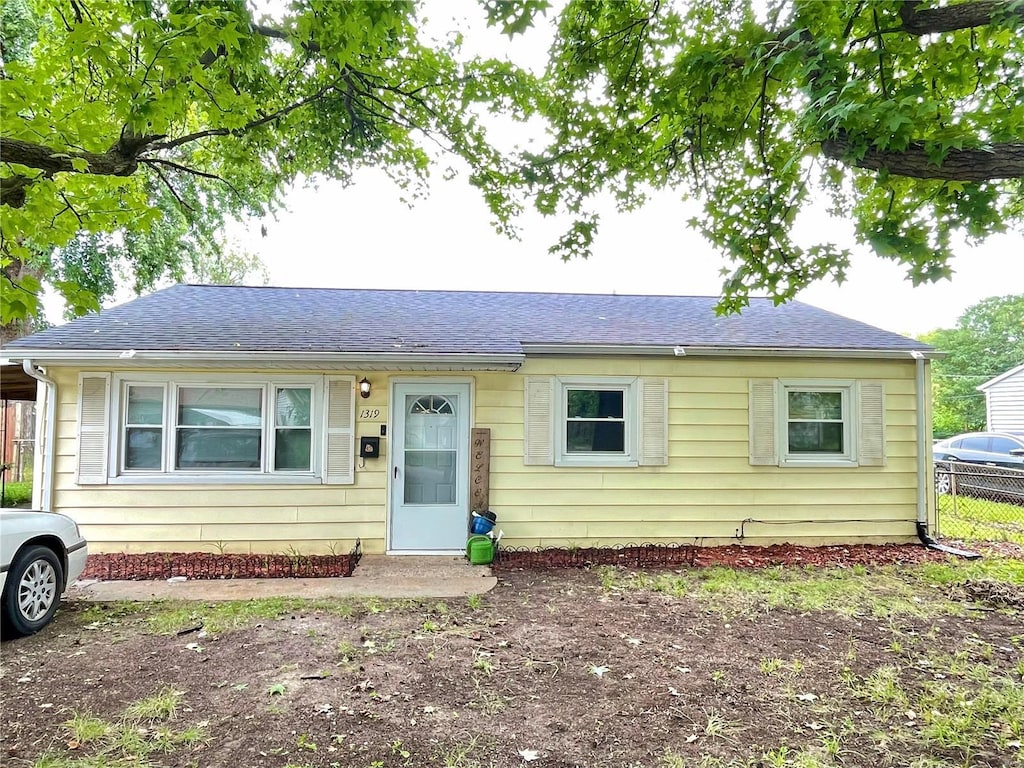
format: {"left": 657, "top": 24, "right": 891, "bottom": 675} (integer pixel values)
{"left": 638, "top": 378, "right": 669, "bottom": 466}
{"left": 324, "top": 376, "right": 355, "bottom": 484}
{"left": 748, "top": 379, "right": 778, "bottom": 466}
{"left": 858, "top": 381, "right": 886, "bottom": 467}
{"left": 523, "top": 376, "right": 555, "bottom": 466}
{"left": 77, "top": 374, "right": 110, "bottom": 484}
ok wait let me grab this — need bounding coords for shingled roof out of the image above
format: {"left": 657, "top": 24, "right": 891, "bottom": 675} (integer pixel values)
{"left": 4, "top": 284, "right": 926, "bottom": 356}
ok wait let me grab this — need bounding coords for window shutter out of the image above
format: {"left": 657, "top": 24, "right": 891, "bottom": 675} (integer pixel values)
{"left": 638, "top": 377, "right": 669, "bottom": 466}
{"left": 748, "top": 379, "right": 778, "bottom": 466}
{"left": 523, "top": 376, "right": 555, "bottom": 466}
{"left": 325, "top": 376, "right": 355, "bottom": 484}
{"left": 77, "top": 374, "right": 110, "bottom": 485}
{"left": 858, "top": 381, "right": 886, "bottom": 466}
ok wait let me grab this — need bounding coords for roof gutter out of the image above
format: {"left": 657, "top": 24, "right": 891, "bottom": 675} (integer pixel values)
{"left": 521, "top": 344, "right": 944, "bottom": 360}
{"left": 21, "top": 360, "right": 56, "bottom": 512}
{"left": 3, "top": 350, "right": 525, "bottom": 370}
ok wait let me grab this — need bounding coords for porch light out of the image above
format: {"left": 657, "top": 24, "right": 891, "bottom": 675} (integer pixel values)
{"left": 359, "top": 377, "right": 372, "bottom": 398}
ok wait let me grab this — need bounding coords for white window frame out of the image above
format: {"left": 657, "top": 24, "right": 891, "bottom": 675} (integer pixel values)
{"left": 778, "top": 379, "right": 857, "bottom": 467}
{"left": 108, "top": 373, "right": 325, "bottom": 484}
{"left": 554, "top": 376, "right": 638, "bottom": 467}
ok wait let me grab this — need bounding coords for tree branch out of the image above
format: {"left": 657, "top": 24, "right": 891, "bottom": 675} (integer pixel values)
{"left": 821, "top": 134, "right": 1024, "bottom": 181}
{"left": 145, "top": 77, "right": 342, "bottom": 153}
{"left": 898, "top": 0, "right": 1022, "bottom": 35}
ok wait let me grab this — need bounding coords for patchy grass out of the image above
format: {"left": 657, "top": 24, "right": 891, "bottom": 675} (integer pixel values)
{"left": 76, "top": 595, "right": 425, "bottom": 636}
{"left": 601, "top": 557, "right": 1024, "bottom": 622}
{"left": 30, "top": 689, "right": 208, "bottom": 768}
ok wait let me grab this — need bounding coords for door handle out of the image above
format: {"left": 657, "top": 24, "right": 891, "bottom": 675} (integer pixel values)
{"left": 394, "top": 466, "right": 399, "bottom": 479}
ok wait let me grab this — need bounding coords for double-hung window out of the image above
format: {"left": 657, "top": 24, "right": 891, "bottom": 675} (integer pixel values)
{"left": 748, "top": 378, "right": 885, "bottom": 467}
{"left": 784, "top": 386, "right": 850, "bottom": 459}
{"left": 524, "top": 376, "right": 669, "bottom": 468}
{"left": 561, "top": 381, "right": 634, "bottom": 465}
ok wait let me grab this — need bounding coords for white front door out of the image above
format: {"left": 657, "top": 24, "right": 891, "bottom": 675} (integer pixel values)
{"left": 389, "top": 382, "right": 471, "bottom": 552}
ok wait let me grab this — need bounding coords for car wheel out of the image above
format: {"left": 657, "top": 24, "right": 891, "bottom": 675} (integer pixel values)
{"left": 934, "top": 467, "right": 952, "bottom": 495}
{"left": 1, "top": 545, "right": 64, "bottom": 637}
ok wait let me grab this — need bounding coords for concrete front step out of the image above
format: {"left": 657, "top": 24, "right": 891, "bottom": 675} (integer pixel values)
{"left": 352, "top": 554, "right": 492, "bottom": 580}
{"left": 68, "top": 554, "right": 497, "bottom": 602}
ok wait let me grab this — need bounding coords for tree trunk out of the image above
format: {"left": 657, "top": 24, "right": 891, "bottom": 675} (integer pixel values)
{"left": 1, "top": 258, "right": 44, "bottom": 344}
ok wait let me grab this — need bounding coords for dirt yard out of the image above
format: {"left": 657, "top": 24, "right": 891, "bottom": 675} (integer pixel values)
{"left": 2, "top": 548, "right": 1022, "bottom": 768}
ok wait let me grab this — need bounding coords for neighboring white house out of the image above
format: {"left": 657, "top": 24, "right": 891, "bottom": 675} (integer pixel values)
{"left": 978, "top": 363, "right": 1024, "bottom": 432}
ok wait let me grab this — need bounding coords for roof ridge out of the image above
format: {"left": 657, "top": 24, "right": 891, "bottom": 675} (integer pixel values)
{"left": 175, "top": 284, "right": 790, "bottom": 303}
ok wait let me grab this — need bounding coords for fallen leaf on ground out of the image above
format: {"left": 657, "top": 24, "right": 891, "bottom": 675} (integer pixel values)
{"left": 518, "top": 748, "right": 540, "bottom": 761}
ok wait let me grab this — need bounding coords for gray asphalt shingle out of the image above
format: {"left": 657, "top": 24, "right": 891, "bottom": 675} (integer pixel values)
{"left": 4, "top": 284, "right": 925, "bottom": 354}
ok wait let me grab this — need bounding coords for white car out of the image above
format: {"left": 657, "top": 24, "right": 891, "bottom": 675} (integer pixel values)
{"left": 1, "top": 510, "right": 88, "bottom": 637}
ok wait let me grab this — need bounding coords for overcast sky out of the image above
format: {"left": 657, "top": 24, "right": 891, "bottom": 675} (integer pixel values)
{"left": 242, "top": 167, "right": 1022, "bottom": 338}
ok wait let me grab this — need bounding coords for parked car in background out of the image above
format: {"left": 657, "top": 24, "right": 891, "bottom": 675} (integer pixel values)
{"left": 933, "top": 431, "right": 1024, "bottom": 503}
{"left": 1, "top": 510, "right": 88, "bottom": 637}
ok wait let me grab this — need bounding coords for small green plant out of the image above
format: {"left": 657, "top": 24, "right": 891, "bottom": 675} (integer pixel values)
{"left": 64, "top": 711, "right": 110, "bottom": 744}
{"left": 472, "top": 652, "right": 495, "bottom": 675}
{"left": 337, "top": 639, "right": 360, "bottom": 661}
{"left": 820, "top": 729, "right": 850, "bottom": 762}
{"left": 267, "top": 682, "right": 287, "bottom": 696}
{"left": 207, "top": 540, "right": 229, "bottom": 555}
{"left": 296, "top": 733, "right": 317, "bottom": 752}
{"left": 422, "top": 619, "right": 440, "bottom": 632}
{"left": 466, "top": 593, "right": 484, "bottom": 610}
{"left": 702, "top": 710, "right": 736, "bottom": 738}
{"left": 434, "top": 736, "right": 481, "bottom": 767}
{"left": 124, "top": 687, "right": 183, "bottom": 720}
{"left": 761, "top": 745, "right": 791, "bottom": 768}
{"left": 759, "top": 658, "right": 783, "bottom": 675}
{"left": 391, "top": 739, "right": 411, "bottom": 759}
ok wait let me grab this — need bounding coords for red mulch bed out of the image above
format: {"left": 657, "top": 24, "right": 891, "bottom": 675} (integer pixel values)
{"left": 493, "top": 542, "right": 961, "bottom": 570}
{"left": 80, "top": 552, "right": 359, "bottom": 581}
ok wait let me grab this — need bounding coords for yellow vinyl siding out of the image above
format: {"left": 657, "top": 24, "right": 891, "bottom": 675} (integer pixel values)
{"left": 48, "top": 367, "right": 385, "bottom": 554}
{"left": 46, "top": 356, "right": 927, "bottom": 553}
{"left": 480, "top": 357, "right": 923, "bottom": 549}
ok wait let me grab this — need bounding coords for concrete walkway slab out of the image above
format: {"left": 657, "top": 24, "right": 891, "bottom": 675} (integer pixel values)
{"left": 67, "top": 554, "right": 497, "bottom": 602}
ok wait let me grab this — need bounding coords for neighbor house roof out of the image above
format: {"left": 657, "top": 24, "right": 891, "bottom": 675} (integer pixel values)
{"left": 978, "top": 363, "right": 1024, "bottom": 391}
{"left": 3, "top": 284, "right": 931, "bottom": 361}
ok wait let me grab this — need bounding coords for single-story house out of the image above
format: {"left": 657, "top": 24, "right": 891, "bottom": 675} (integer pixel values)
{"left": 3, "top": 285, "right": 939, "bottom": 555}
{"left": 978, "top": 363, "right": 1024, "bottom": 432}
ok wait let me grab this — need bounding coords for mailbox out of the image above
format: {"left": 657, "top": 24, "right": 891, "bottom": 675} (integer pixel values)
{"left": 359, "top": 436, "right": 381, "bottom": 459}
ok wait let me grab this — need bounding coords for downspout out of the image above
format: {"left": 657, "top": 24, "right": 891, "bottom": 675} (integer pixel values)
{"left": 22, "top": 360, "right": 56, "bottom": 512}
{"left": 910, "top": 351, "right": 979, "bottom": 559}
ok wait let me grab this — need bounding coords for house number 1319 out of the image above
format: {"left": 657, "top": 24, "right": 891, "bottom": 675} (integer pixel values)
{"left": 359, "top": 408, "right": 380, "bottom": 419}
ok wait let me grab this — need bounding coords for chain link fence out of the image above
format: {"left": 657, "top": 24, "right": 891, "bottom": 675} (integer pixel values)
{"left": 934, "top": 460, "right": 1024, "bottom": 544}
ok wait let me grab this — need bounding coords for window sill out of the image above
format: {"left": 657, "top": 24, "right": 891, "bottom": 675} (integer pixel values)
{"left": 103, "top": 473, "right": 323, "bottom": 486}
{"left": 779, "top": 458, "right": 858, "bottom": 468}
{"left": 554, "top": 458, "right": 639, "bottom": 469}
